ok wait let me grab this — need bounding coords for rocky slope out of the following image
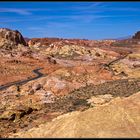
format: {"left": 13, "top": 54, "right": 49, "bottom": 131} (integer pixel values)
{"left": 0, "top": 77, "right": 139, "bottom": 137}
{"left": 10, "top": 91, "right": 140, "bottom": 138}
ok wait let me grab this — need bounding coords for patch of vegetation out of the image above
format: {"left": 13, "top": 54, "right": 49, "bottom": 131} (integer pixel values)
{"left": 44, "top": 78, "right": 140, "bottom": 114}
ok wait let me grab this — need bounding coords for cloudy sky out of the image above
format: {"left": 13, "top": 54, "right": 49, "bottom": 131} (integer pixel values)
{"left": 0, "top": 2, "right": 140, "bottom": 40}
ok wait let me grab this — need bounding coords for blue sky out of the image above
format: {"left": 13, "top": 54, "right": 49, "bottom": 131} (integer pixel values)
{"left": 0, "top": 2, "right": 140, "bottom": 40}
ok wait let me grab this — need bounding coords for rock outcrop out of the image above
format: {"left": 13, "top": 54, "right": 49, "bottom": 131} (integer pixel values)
{"left": 0, "top": 28, "right": 27, "bottom": 50}
{"left": 110, "top": 52, "right": 140, "bottom": 78}
{"left": 133, "top": 31, "right": 140, "bottom": 39}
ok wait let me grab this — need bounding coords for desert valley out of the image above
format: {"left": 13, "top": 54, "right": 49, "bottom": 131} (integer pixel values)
{"left": 0, "top": 28, "right": 140, "bottom": 138}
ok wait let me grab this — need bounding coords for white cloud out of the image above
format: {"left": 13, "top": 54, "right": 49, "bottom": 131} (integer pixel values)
{"left": 0, "top": 8, "right": 32, "bottom": 15}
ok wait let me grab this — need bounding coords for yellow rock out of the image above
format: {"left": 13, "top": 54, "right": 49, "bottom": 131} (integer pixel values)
{"left": 10, "top": 92, "right": 140, "bottom": 138}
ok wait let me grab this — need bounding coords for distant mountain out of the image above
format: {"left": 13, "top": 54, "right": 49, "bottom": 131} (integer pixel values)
{"left": 116, "top": 35, "right": 132, "bottom": 40}
{"left": 102, "top": 35, "right": 132, "bottom": 41}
